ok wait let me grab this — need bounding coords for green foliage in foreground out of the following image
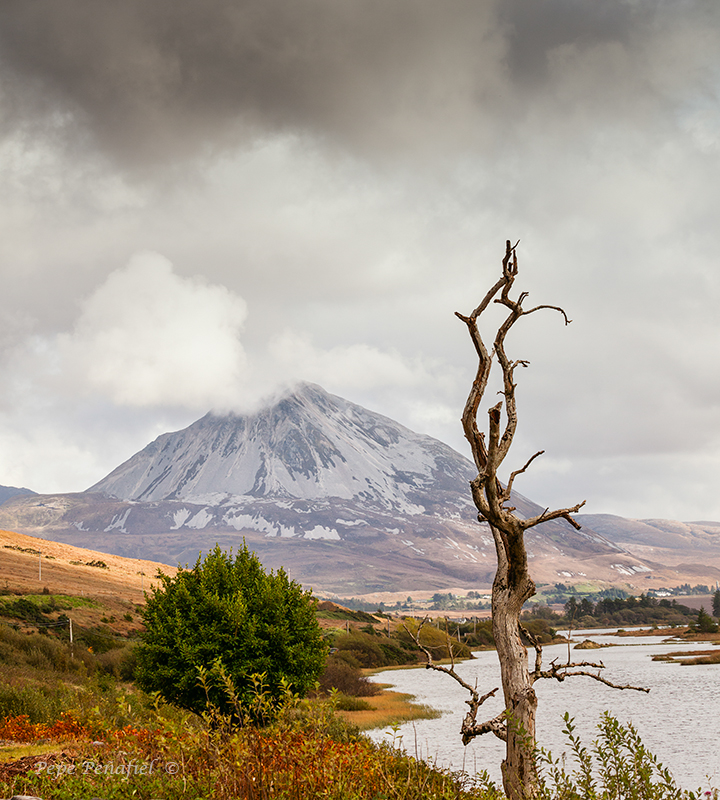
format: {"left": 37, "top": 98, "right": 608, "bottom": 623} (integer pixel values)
{"left": 135, "top": 544, "right": 327, "bottom": 716}
{"left": 538, "top": 712, "right": 714, "bottom": 800}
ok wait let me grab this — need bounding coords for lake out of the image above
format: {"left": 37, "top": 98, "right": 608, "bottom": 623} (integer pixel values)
{"left": 367, "top": 631, "right": 720, "bottom": 790}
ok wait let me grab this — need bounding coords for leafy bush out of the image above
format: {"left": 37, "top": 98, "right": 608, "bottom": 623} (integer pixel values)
{"left": 318, "top": 658, "right": 380, "bottom": 697}
{"left": 538, "top": 712, "right": 707, "bottom": 800}
{"left": 135, "top": 544, "right": 327, "bottom": 716}
{"left": 333, "top": 693, "right": 373, "bottom": 711}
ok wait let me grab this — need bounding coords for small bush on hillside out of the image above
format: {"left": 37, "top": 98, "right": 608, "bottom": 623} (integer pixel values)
{"left": 0, "top": 683, "right": 72, "bottom": 723}
{"left": 318, "top": 658, "right": 380, "bottom": 697}
{"left": 397, "top": 619, "right": 473, "bottom": 660}
{"left": 0, "top": 624, "right": 83, "bottom": 673}
{"left": 96, "top": 643, "right": 138, "bottom": 680}
{"left": 331, "top": 630, "right": 418, "bottom": 669}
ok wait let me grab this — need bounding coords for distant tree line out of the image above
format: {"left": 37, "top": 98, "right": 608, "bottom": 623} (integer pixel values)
{"left": 524, "top": 593, "right": 710, "bottom": 629}
{"left": 429, "top": 592, "right": 490, "bottom": 611}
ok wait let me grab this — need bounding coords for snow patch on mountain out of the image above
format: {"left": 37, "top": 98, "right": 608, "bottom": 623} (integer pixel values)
{"left": 303, "top": 526, "right": 340, "bottom": 540}
{"left": 170, "top": 508, "right": 192, "bottom": 529}
{"left": 104, "top": 508, "right": 130, "bottom": 533}
{"left": 186, "top": 509, "right": 214, "bottom": 529}
{"left": 222, "top": 511, "right": 296, "bottom": 538}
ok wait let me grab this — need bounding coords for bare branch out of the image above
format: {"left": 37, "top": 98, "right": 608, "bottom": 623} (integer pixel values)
{"left": 504, "top": 450, "right": 545, "bottom": 501}
{"left": 462, "top": 709, "right": 507, "bottom": 744}
{"left": 520, "top": 624, "right": 543, "bottom": 678}
{"left": 522, "top": 303, "right": 572, "bottom": 325}
{"left": 536, "top": 659, "right": 649, "bottom": 693}
{"left": 520, "top": 500, "right": 586, "bottom": 531}
{"left": 402, "top": 618, "right": 506, "bottom": 744}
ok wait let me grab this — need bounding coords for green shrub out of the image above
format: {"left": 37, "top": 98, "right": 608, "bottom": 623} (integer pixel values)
{"left": 333, "top": 693, "right": 373, "bottom": 711}
{"left": 0, "top": 682, "right": 76, "bottom": 723}
{"left": 538, "top": 712, "right": 705, "bottom": 800}
{"left": 135, "top": 544, "right": 327, "bottom": 717}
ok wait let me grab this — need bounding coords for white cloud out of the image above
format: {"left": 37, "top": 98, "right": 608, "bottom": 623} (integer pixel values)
{"left": 58, "top": 252, "right": 249, "bottom": 409}
{"left": 267, "top": 329, "right": 431, "bottom": 392}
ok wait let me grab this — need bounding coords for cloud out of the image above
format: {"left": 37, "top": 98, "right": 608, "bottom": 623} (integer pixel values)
{"left": 0, "top": 0, "right": 506, "bottom": 171}
{"left": 58, "top": 252, "right": 249, "bottom": 408}
{"left": 267, "top": 329, "right": 430, "bottom": 391}
{"left": 3, "top": 1, "right": 715, "bottom": 175}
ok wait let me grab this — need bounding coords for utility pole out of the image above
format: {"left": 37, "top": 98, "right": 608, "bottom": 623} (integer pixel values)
{"left": 39, "top": 552, "right": 42, "bottom": 581}
{"left": 69, "top": 617, "right": 74, "bottom": 659}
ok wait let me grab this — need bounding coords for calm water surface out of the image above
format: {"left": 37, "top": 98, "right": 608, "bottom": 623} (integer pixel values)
{"left": 367, "top": 632, "right": 720, "bottom": 789}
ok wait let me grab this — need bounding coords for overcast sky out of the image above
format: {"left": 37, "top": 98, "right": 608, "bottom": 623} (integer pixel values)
{"left": 1, "top": 0, "right": 719, "bottom": 521}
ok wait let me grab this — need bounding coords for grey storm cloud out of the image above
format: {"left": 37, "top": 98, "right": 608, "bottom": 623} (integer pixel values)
{"left": 0, "top": 0, "right": 693, "bottom": 170}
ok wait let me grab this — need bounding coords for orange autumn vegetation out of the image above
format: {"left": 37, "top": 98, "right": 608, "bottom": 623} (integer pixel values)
{"left": 0, "top": 713, "right": 161, "bottom": 749}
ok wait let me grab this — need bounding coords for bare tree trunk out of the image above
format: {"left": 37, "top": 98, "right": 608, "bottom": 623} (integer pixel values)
{"left": 406, "top": 242, "right": 648, "bottom": 800}
{"left": 455, "top": 240, "right": 582, "bottom": 799}
{"left": 490, "top": 522, "right": 538, "bottom": 797}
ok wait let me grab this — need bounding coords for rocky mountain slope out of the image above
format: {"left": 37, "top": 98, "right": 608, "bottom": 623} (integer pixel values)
{"left": 1, "top": 384, "right": 717, "bottom": 593}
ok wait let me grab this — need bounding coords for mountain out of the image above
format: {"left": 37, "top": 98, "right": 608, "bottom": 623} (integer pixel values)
{"left": 0, "top": 485, "right": 36, "bottom": 505}
{"left": 0, "top": 383, "right": 716, "bottom": 593}
{"left": 576, "top": 514, "right": 720, "bottom": 581}
{"left": 88, "top": 381, "right": 477, "bottom": 515}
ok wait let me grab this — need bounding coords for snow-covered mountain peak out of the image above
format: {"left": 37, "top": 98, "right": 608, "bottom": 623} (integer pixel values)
{"left": 88, "top": 383, "right": 476, "bottom": 512}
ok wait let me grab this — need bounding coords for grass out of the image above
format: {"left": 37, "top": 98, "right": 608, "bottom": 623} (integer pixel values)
{"left": 653, "top": 648, "right": 720, "bottom": 665}
{"left": 0, "top": 593, "right": 95, "bottom": 608}
{"left": 0, "top": 697, "right": 489, "bottom": 800}
{"left": 0, "top": 632, "right": 711, "bottom": 799}
{"left": 0, "top": 594, "right": 100, "bottom": 609}
{"left": 0, "top": 742, "right": 63, "bottom": 762}
{"left": 0, "top": 690, "right": 709, "bottom": 800}
{"left": 335, "top": 687, "right": 442, "bottom": 731}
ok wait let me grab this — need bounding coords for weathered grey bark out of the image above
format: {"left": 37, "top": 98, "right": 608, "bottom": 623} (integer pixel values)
{"left": 408, "top": 242, "right": 648, "bottom": 800}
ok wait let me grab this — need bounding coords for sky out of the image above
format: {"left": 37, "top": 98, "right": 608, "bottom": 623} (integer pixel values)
{"left": 1, "top": 0, "right": 720, "bottom": 521}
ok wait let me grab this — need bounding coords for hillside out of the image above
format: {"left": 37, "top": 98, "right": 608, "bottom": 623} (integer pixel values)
{"left": 0, "top": 527, "right": 175, "bottom": 603}
{"left": 0, "top": 485, "right": 35, "bottom": 505}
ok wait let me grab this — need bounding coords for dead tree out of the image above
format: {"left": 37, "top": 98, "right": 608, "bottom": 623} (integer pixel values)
{"left": 407, "top": 242, "right": 648, "bottom": 800}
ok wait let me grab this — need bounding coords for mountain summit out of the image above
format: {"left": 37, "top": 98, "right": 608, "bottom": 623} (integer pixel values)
{"left": 0, "top": 383, "right": 674, "bottom": 593}
{"left": 89, "top": 383, "right": 476, "bottom": 515}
